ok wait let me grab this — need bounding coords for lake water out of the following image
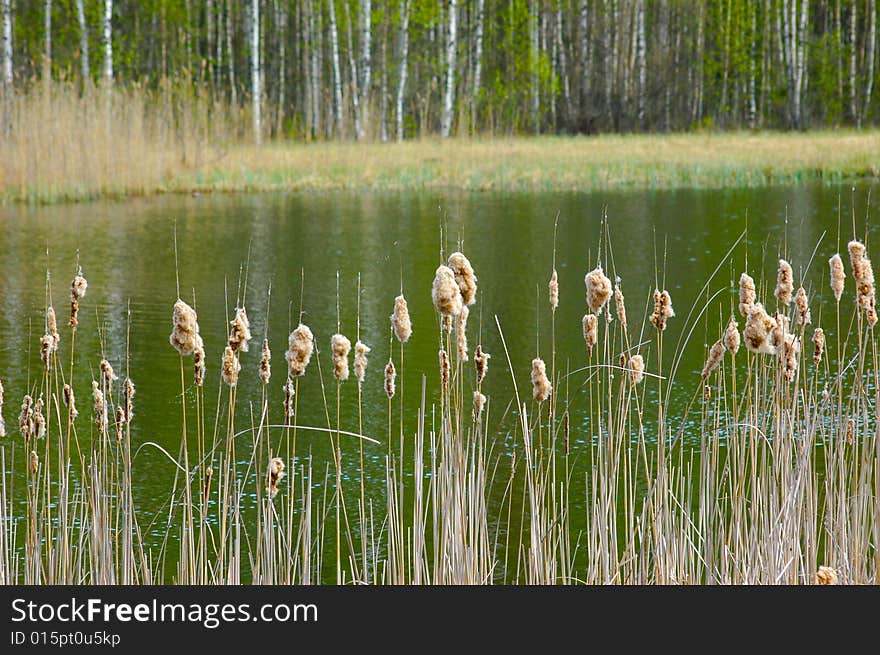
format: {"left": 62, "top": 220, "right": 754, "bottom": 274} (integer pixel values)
{"left": 0, "top": 183, "right": 875, "bottom": 579}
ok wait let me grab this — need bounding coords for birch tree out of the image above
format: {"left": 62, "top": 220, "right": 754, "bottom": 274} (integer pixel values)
{"left": 1, "top": 0, "right": 11, "bottom": 135}
{"left": 44, "top": 0, "right": 51, "bottom": 80}
{"left": 395, "top": 0, "right": 410, "bottom": 141}
{"left": 76, "top": 0, "right": 89, "bottom": 82}
{"left": 250, "top": 0, "right": 261, "bottom": 143}
{"left": 471, "top": 0, "right": 485, "bottom": 130}
{"left": 861, "top": 0, "right": 876, "bottom": 126}
{"left": 359, "top": 0, "right": 372, "bottom": 139}
{"left": 329, "top": 0, "right": 344, "bottom": 137}
{"left": 103, "top": 0, "right": 113, "bottom": 86}
{"left": 636, "top": 0, "right": 646, "bottom": 126}
{"left": 440, "top": 0, "right": 457, "bottom": 138}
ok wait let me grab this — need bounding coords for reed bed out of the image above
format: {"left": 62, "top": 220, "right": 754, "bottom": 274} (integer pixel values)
{"left": 0, "top": 219, "right": 878, "bottom": 586}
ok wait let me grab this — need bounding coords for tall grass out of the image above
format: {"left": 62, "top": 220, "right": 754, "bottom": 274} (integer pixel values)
{"left": 0, "top": 219, "right": 877, "bottom": 585}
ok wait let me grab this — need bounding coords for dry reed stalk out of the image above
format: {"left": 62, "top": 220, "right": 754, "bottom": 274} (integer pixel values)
{"left": 812, "top": 327, "right": 825, "bottom": 366}
{"left": 582, "top": 314, "right": 598, "bottom": 354}
{"left": 62, "top": 384, "right": 78, "bottom": 420}
{"left": 331, "top": 334, "right": 352, "bottom": 382}
{"left": 193, "top": 335, "right": 206, "bottom": 386}
{"left": 354, "top": 340, "right": 370, "bottom": 386}
{"left": 282, "top": 378, "right": 295, "bottom": 420}
{"left": 585, "top": 266, "right": 612, "bottom": 315}
{"left": 204, "top": 466, "right": 214, "bottom": 503}
{"left": 0, "top": 378, "right": 5, "bottom": 437}
{"left": 228, "top": 307, "right": 252, "bottom": 353}
{"left": 456, "top": 305, "right": 469, "bottom": 362}
{"left": 114, "top": 407, "right": 125, "bottom": 442}
{"left": 794, "top": 286, "right": 811, "bottom": 328}
{"left": 123, "top": 378, "right": 135, "bottom": 422}
{"left": 474, "top": 345, "right": 490, "bottom": 385}
{"left": 91, "top": 381, "right": 107, "bottom": 433}
{"left": 40, "top": 335, "right": 53, "bottom": 370}
{"left": 432, "top": 264, "right": 463, "bottom": 324}
{"left": 743, "top": 303, "right": 778, "bottom": 355}
{"left": 614, "top": 284, "right": 627, "bottom": 328}
{"left": 701, "top": 340, "right": 725, "bottom": 379}
{"left": 473, "top": 391, "right": 486, "bottom": 421}
{"left": 829, "top": 253, "right": 845, "bottom": 302}
{"left": 814, "top": 566, "right": 839, "bottom": 585}
{"left": 33, "top": 397, "right": 46, "bottom": 439}
{"left": 68, "top": 269, "right": 88, "bottom": 328}
{"left": 221, "top": 346, "right": 241, "bottom": 387}
{"left": 391, "top": 295, "right": 412, "bottom": 343}
{"left": 46, "top": 306, "right": 59, "bottom": 349}
{"left": 650, "top": 289, "right": 675, "bottom": 331}
{"left": 448, "top": 252, "right": 478, "bottom": 306}
{"left": 259, "top": 339, "right": 271, "bottom": 385}
{"left": 100, "top": 359, "right": 118, "bottom": 388}
{"left": 738, "top": 272, "right": 756, "bottom": 317}
{"left": 530, "top": 358, "right": 551, "bottom": 402}
{"left": 19, "top": 395, "right": 34, "bottom": 439}
{"left": 384, "top": 360, "right": 396, "bottom": 399}
{"left": 439, "top": 349, "right": 450, "bottom": 389}
{"left": 778, "top": 333, "right": 800, "bottom": 382}
{"left": 723, "top": 317, "right": 740, "bottom": 355}
{"left": 267, "top": 457, "right": 285, "bottom": 499}
{"left": 628, "top": 354, "right": 645, "bottom": 385}
{"left": 848, "top": 240, "right": 878, "bottom": 326}
{"left": 549, "top": 270, "right": 559, "bottom": 311}
{"left": 775, "top": 259, "right": 794, "bottom": 306}
{"left": 285, "top": 324, "right": 314, "bottom": 377}
{"left": 170, "top": 299, "right": 201, "bottom": 355}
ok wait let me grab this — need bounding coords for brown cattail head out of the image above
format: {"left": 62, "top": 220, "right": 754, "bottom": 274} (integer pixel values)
{"left": 744, "top": 303, "right": 778, "bottom": 355}
{"left": 100, "top": 359, "right": 118, "bottom": 389}
{"left": 63, "top": 384, "right": 78, "bottom": 420}
{"left": 474, "top": 344, "right": 490, "bottom": 385}
{"left": 848, "top": 240, "right": 878, "bottom": 326}
{"left": 204, "top": 466, "right": 214, "bottom": 503}
{"left": 354, "top": 340, "right": 370, "bottom": 386}
{"left": 68, "top": 269, "right": 88, "bottom": 328}
{"left": 19, "top": 395, "right": 34, "bottom": 440}
{"left": 702, "top": 340, "right": 725, "bottom": 379}
{"left": 259, "top": 338, "right": 271, "bottom": 385}
{"left": 614, "top": 284, "right": 627, "bottom": 329}
{"left": 585, "top": 266, "right": 612, "bottom": 315}
{"left": 846, "top": 418, "right": 855, "bottom": 445}
{"left": 40, "top": 335, "right": 53, "bottom": 369}
{"left": 221, "top": 346, "right": 240, "bottom": 387}
{"left": 92, "top": 380, "right": 107, "bottom": 433}
{"left": 650, "top": 289, "right": 675, "bottom": 331}
{"left": 46, "top": 306, "right": 59, "bottom": 349}
{"left": 29, "top": 450, "right": 38, "bottom": 475}
{"left": 778, "top": 332, "right": 800, "bottom": 383}
{"left": 456, "top": 305, "right": 469, "bottom": 362}
{"left": 114, "top": 406, "right": 125, "bottom": 442}
{"left": 829, "top": 253, "right": 846, "bottom": 303}
{"left": 812, "top": 327, "right": 826, "bottom": 366}
{"left": 439, "top": 349, "right": 450, "bottom": 389}
{"left": 738, "top": 273, "right": 756, "bottom": 318}
{"left": 815, "top": 566, "right": 839, "bottom": 585}
{"left": 228, "top": 307, "right": 252, "bottom": 353}
{"left": 530, "top": 358, "right": 551, "bottom": 402}
{"left": 282, "top": 378, "right": 295, "bottom": 421}
{"left": 170, "top": 299, "right": 202, "bottom": 356}
{"left": 331, "top": 334, "right": 352, "bottom": 382}
{"left": 769, "top": 311, "right": 790, "bottom": 353}
{"left": 628, "top": 354, "right": 645, "bottom": 385}
{"left": 432, "top": 264, "right": 464, "bottom": 322}
{"left": 582, "top": 313, "right": 598, "bottom": 354}
{"left": 123, "top": 378, "right": 135, "bottom": 423}
{"left": 267, "top": 457, "right": 285, "bottom": 499}
{"left": 775, "top": 259, "right": 794, "bottom": 306}
{"left": 193, "top": 335, "right": 206, "bottom": 387}
{"left": 549, "top": 269, "right": 559, "bottom": 312}
{"left": 384, "top": 359, "right": 396, "bottom": 399}
{"left": 723, "top": 317, "right": 741, "bottom": 355}
{"left": 474, "top": 391, "right": 487, "bottom": 421}
{"left": 794, "top": 286, "right": 811, "bottom": 329}
{"left": 285, "top": 324, "right": 314, "bottom": 377}
{"left": 448, "top": 252, "right": 478, "bottom": 306}
{"left": 33, "top": 397, "right": 46, "bottom": 439}
{"left": 391, "top": 294, "right": 413, "bottom": 343}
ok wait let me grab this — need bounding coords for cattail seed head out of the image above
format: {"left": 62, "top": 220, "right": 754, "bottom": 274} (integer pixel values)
{"left": 628, "top": 354, "right": 645, "bottom": 385}
{"left": 204, "top": 466, "right": 214, "bottom": 503}
{"left": 285, "top": 324, "right": 314, "bottom": 377}
{"left": 769, "top": 311, "right": 790, "bottom": 352}
{"left": 40, "top": 335, "right": 53, "bottom": 369}
{"left": 33, "top": 397, "right": 46, "bottom": 439}
{"left": 122, "top": 378, "right": 135, "bottom": 423}
{"left": 391, "top": 294, "right": 412, "bottom": 343}
{"left": 530, "top": 358, "right": 551, "bottom": 402}
{"left": 815, "top": 566, "right": 839, "bottom": 585}
{"left": 100, "top": 358, "right": 117, "bottom": 389}
{"left": 331, "top": 334, "right": 351, "bottom": 381}
{"left": 439, "top": 349, "right": 450, "bottom": 389}
{"left": 221, "top": 346, "right": 240, "bottom": 387}
{"left": 456, "top": 305, "right": 469, "bottom": 362}
{"left": 650, "top": 289, "right": 675, "bottom": 331}
{"left": 267, "top": 457, "right": 285, "bottom": 499}
{"left": 63, "top": 384, "right": 78, "bottom": 420}
{"left": 778, "top": 333, "right": 800, "bottom": 383}
{"left": 585, "top": 266, "right": 612, "bottom": 315}
{"left": 829, "top": 253, "right": 846, "bottom": 302}
{"left": 384, "top": 360, "right": 396, "bottom": 399}
{"left": 46, "top": 306, "right": 59, "bottom": 350}
{"left": 702, "top": 340, "right": 725, "bottom": 379}
{"left": 68, "top": 269, "right": 88, "bottom": 328}
{"left": 170, "top": 299, "right": 202, "bottom": 356}
{"left": 794, "top": 286, "right": 811, "bottom": 329}
{"left": 92, "top": 380, "right": 107, "bottom": 433}
{"left": 848, "top": 240, "right": 878, "bottom": 326}
{"left": 259, "top": 338, "right": 271, "bottom": 385}
{"left": 775, "top": 259, "right": 793, "bottom": 306}
{"left": 583, "top": 314, "right": 598, "bottom": 354}
{"left": 448, "top": 252, "right": 477, "bottom": 306}
{"left": 846, "top": 418, "right": 855, "bottom": 445}
{"left": 614, "top": 284, "right": 627, "bottom": 329}
{"left": 282, "top": 378, "right": 295, "bottom": 420}
{"left": 114, "top": 406, "right": 125, "bottom": 442}
{"left": 474, "top": 391, "right": 487, "bottom": 421}
{"left": 432, "top": 264, "right": 463, "bottom": 321}
{"left": 474, "top": 344, "right": 490, "bottom": 385}
{"left": 812, "top": 327, "right": 825, "bottom": 366}
{"left": 354, "top": 340, "right": 370, "bottom": 386}
{"left": 738, "top": 273, "right": 756, "bottom": 318}
{"left": 744, "top": 303, "right": 777, "bottom": 355}
{"left": 228, "top": 307, "right": 252, "bottom": 353}
{"left": 193, "top": 335, "right": 206, "bottom": 387}
{"left": 19, "top": 395, "right": 34, "bottom": 440}
{"left": 29, "top": 450, "right": 38, "bottom": 475}
{"left": 723, "top": 317, "right": 741, "bottom": 355}
{"left": 549, "top": 269, "right": 559, "bottom": 312}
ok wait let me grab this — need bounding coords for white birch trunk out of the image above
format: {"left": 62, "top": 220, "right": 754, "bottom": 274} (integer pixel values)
{"left": 329, "top": 0, "right": 345, "bottom": 137}
{"left": 471, "top": 0, "right": 485, "bottom": 129}
{"left": 395, "top": 0, "right": 410, "bottom": 142}
{"left": 749, "top": 0, "right": 757, "bottom": 128}
{"left": 861, "top": 0, "right": 876, "bottom": 126}
{"left": 1, "top": 0, "right": 11, "bottom": 135}
{"left": 227, "top": 0, "right": 237, "bottom": 107}
{"left": 44, "top": 0, "right": 51, "bottom": 79}
{"left": 275, "top": 0, "right": 287, "bottom": 136}
{"left": 578, "top": 0, "right": 589, "bottom": 109}
{"left": 344, "top": 1, "right": 361, "bottom": 139}
{"left": 380, "top": 20, "right": 388, "bottom": 141}
{"left": 359, "top": 0, "right": 371, "bottom": 138}
{"left": 850, "top": 0, "right": 857, "bottom": 121}
{"left": 251, "top": 0, "right": 261, "bottom": 143}
{"left": 440, "top": 0, "right": 457, "bottom": 138}
{"left": 102, "top": 0, "right": 113, "bottom": 85}
{"left": 529, "top": 0, "right": 539, "bottom": 133}
{"left": 636, "top": 0, "right": 646, "bottom": 126}
{"left": 308, "top": 0, "right": 321, "bottom": 137}
{"left": 76, "top": 0, "right": 89, "bottom": 81}
{"left": 556, "top": 7, "right": 572, "bottom": 121}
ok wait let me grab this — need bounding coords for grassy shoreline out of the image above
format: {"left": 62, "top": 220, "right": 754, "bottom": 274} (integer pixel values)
{"left": 4, "top": 131, "right": 880, "bottom": 204}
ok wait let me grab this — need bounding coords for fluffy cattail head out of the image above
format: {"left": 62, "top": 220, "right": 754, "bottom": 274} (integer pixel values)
{"left": 63, "top": 384, "right": 78, "bottom": 420}
{"left": 775, "top": 259, "right": 794, "bottom": 306}
{"left": 794, "top": 286, "right": 811, "bottom": 329}
{"left": 743, "top": 303, "right": 778, "bottom": 355}
{"left": 439, "top": 349, "right": 450, "bottom": 389}
{"left": 650, "top": 289, "right": 675, "bottom": 331}
{"left": 29, "top": 451, "right": 38, "bottom": 475}
{"left": 769, "top": 312, "right": 790, "bottom": 352}
{"left": 267, "top": 457, "right": 285, "bottom": 498}
{"left": 68, "top": 269, "right": 88, "bottom": 328}
{"left": 384, "top": 360, "right": 396, "bottom": 399}
{"left": 628, "top": 354, "right": 645, "bottom": 385}
{"left": 614, "top": 284, "right": 627, "bottom": 329}
{"left": 738, "top": 273, "right": 756, "bottom": 318}
{"left": 778, "top": 333, "right": 800, "bottom": 383}
{"left": 432, "top": 264, "right": 463, "bottom": 319}
{"left": 100, "top": 359, "right": 117, "bottom": 389}
{"left": 354, "top": 340, "right": 370, "bottom": 386}
{"left": 448, "top": 252, "right": 477, "bottom": 306}
{"left": 812, "top": 327, "right": 826, "bottom": 366}
{"left": 473, "top": 391, "right": 487, "bottom": 421}
{"left": 19, "top": 395, "right": 34, "bottom": 440}
{"left": 549, "top": 270, "right": 559, "bottom": 312}
{"left": 228, "top": 307, "right": 252, "bottom": 353}
{"left": 285, "top": 324, "right": 314, "bottom": 377}
{"left": 46, "top": 306, "right": 59, "bottom": 349}
{"left": 848, "top": 240, "right": 878, "bottom": 326}
{"left": 204, "top": 466, "right": 214, "bottom": 502}
{"left": 330, "top": 334, "right": 352, "bottom": 381}
{"left": 702, "top": 340, "right": 725, "bottom": 379}
{"left": 814, "top": 566, "right": 838, "bottom": 585}
{"left": 114, "top": 406, "right": 125, "bottom": 442}
{"left": 33, "top": 397, "right": 46, "bottom": 439}
{"left": 530, "top": 358, "right": 551, "bottom": 402}
{"left": 456, "top": 305, "right": 469, "bottom": 362}
{"left": 40, "top": 335, "right": 53, "bottom": 369}
{"left": 259, "top": 338, "right": 271, "bottom": 385}
{"left": 123, "top": 378, "right": 135, "bottom": 423}
{"left": 583, "top": 313, "right": 598, "bottom": 354}
{"left": 193, "top": 335, "right": 206, "bottom": 387}
{"left": 829, "top": 253, "right": 846, "bottom": 303}
{"left": 723, "top": 317, "right": 740, "bottom": 355}
{"left": 92, "top": 380, "right": 107, "bottom": 433}
{"left": 170, "top": 299, "right": 201, "bottom": 356}
{"left": 474, "top": 345, "right": 490, "bottom": 385}
{"left": 221, "top": 346, "right": 240, "bottom": 387}
{"left": 282, "top": 378, "right": 295, "bottom": 421}
{"left": 585, "top": 266, "right": 612, "bottom": 315}
{"left": 391, "top": 294, "right": 412, "bottom": 343}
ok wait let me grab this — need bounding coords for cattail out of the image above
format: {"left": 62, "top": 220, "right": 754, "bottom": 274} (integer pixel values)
{"left": 439, "top": 349, "right": 450, "bottom": 388}
{"left": 354, "top": 340, "right": 370, "bottom": 386}
{"left": 384, "top": 360, "right": 396, "bottom": 399}
{"left": 794, "top": 286, "right": 811, "bottom": 328}
{"left": 829, "top": 253, "right": 845, "bottom": 302}
{"left": 583, "top": 314, "right": 598, "bottom": 354}
{"left": 769, "top": 312, "right": 790, "bottom": 352}
{"left": 123, "top": 378, "right": 135, "bottom": 423}
{"left": 474, "top": 390, "right": 487, "bottom": 421}
{"left": 743, "top": 303, "right": 778, "bottom": 355}
{"left": 530, "top": 358, "right": 551, "bottom": 402}
{"left": 448, "top": 252, "right": 477, "bottom": 306}
{"left": 391, "top": 294, "right": 412, "bottom": 343}
{"left": 704, "top": 385, "right": 711, "bottom": 401}
{"left": 259, "top": 338, "right": 271, "bottom": 385}
{"left": 456, "top": 305, "right": 469, "bottom": 361}
{"left": 330, "top": 334, "right": 351, "bottom": 382}
{"left": 628, "top": 354, "right": 645, "bottom": 385}
{"left": 29, "top": 451, "right": 38, "bottom": 475}
{"left": 474, "top": 345, "right": 490, "bottom": 385}
{"left": 775, "top": 259, "right": 793, "bottom": 305}
{"left": 814, "top": 566, "right": 839, "bottom": 585}
{"left": 0, "top": 378, "right": 5, "bottom": 437}
{"left": 114, "top": 406, "right": 125, "bottom": 442}
{"left": 204, "top": 466, "right": 214, "bottom": 503}
{"left": 738, "top": 273, "right": 756, "bottom": 317}
{"left": 19, "top": 395, "right": 33, "bottom": 440}
{"left": 723, "top": 317, "right": 741, "bottom": 355}
{"left": 33, "top": 397, "right": 46, "bottom": 439}
{"left": 228, "top": 307, "right": 252, "bottom": 353}
{"left": 848, "top": 240, "right": 878, "bottom": 326}
{"left": 846, "top": 418, "right": 855, "bottom": 445}
{"left": 63, "top": 384, "right": 78, "bottom": 421}
{"left": 40, "top": 335, "right": 53, "bottom": 369}
{"left": 812, "top": 327, "right": 825, "bottom": 366}
{"left": 221, "top": 346, "right": 240, "bottom": 387}
{"left": 267, "top": 457, "right": 285, "bottom": 499}
{"left": 170, "top": 299, "right": 201, "bottom": 355}
{"left": 432, "top": 264, "right": 463, "bottom": 322}
{"left": 614, "top": 284, "right": 627, "bottom": 329}
{"left": 778, "top": 333, "right": 800, "bottom": 383}
{"left": 46, "top": 306, "right": 59, "bottom": 349}
{"left": 282, "top": 378, "right": 295, "bottom": 420}
{"left": 193, "top": 335, "right": 206, "bottom": 386}
{"left": 100, "top": 358, "right": 117, "bottom": 389}
{"left": 650, "top": 289, "right": 675, "bottom": 331}
{"left": 549, "top": 269, "right": 559, "bottom": 311}
{"left": 68, "top": 268, "right": 88, "bottom": 328}
{"left": 92, "top": 380, "right": 107, "bottom": 433}
{"left": 702, "top": 340, "right": 725, "bottom": 379}
{"left": 285, "top": 324, "right": 314, "bottom": 377}
{"left": 585, "top": 266, "right": 612, "bottom": 315}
